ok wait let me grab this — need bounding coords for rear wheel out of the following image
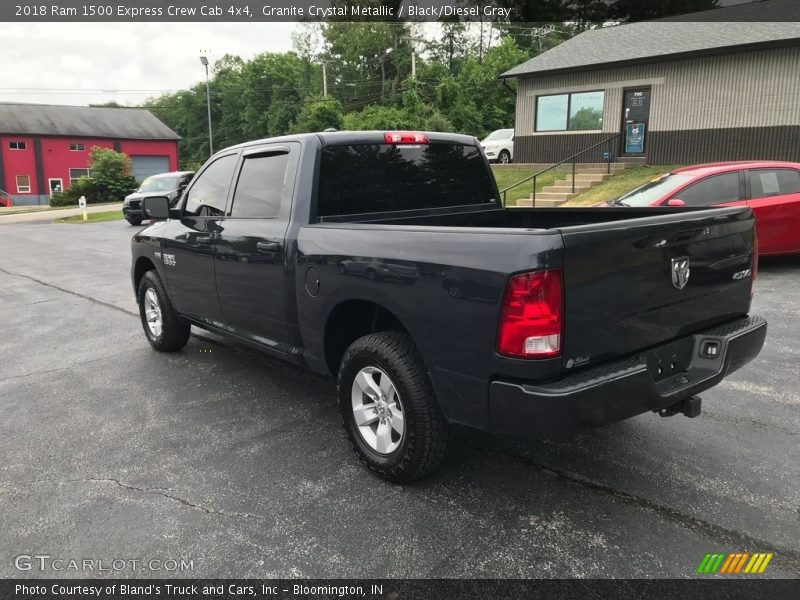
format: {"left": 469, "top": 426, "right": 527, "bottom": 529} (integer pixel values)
{"left": 137, "top": 270, "right": 190, "bottom": 352}
{"left": 338, "top": 332, "right": 449, "bottom": 482}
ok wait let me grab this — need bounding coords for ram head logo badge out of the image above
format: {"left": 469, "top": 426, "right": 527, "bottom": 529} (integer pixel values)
{"left": 671, "top": 256, "right": 690, "bottom": 290}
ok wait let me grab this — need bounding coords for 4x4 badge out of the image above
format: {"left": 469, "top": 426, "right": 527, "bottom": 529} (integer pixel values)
{"left": 671, "top": 256, "right": 690, "bottom": 290}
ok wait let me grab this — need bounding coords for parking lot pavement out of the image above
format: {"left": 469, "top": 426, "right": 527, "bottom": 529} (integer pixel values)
{"left": 1, "top": 220, "right": 798, "bottom": 578}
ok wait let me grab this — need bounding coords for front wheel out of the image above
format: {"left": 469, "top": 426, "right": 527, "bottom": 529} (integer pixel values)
{"left": 498, "top": 150, "right": 511, "bottom": 164}
{"left": 338, "top": 332, "right": 449, "bottom": 482}
{"left": 127, "top": 215, "right": 143, "bottom": 226}
{"left": 137, "top": 270, "right": 190, "bottom": 352}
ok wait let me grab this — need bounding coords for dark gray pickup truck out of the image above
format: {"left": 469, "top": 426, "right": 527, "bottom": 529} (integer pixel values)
{"left": 131, "top": 131, "right": 766, "bottom": 481}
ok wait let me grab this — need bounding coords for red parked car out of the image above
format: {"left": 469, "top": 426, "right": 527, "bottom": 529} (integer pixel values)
{"left": 599, "top": 161, "right": 800, "bottom": 256}
{"left": 0, "top": 189, "right": 12, "bottom": 208}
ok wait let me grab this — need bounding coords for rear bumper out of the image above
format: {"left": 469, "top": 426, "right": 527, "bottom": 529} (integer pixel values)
{"left": 489, "top": 315, "right": 767, "bottom": 439}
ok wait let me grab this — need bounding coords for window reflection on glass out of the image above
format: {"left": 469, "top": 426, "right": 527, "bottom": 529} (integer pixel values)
{"left": 569, "top": 91, "right": 604, "bottom": 131}
{"left": 536, "top": 91, "right": 605, "bottom": 132}
{"left": 536, "top": 94, "right": 568, "bottom": 131}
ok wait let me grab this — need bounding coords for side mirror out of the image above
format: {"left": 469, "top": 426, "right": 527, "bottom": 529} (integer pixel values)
{"left": 666, "top": 198, "right": 686, "bottom": 207}
{"left": 143, "top": 196, "right": 171, "bottom": 219}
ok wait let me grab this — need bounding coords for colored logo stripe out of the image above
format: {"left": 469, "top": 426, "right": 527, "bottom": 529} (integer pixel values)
{"left": 697, "top": 553, "right": 773, "bottom": 574}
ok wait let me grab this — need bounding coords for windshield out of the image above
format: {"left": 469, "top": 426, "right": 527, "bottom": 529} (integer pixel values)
{"left": 483, "top": 129, "right": 513, "bottom": 143}
{"left": 138, "top": 176, "right": 180, "bottom": 193}
{"left": 317, "top": 143, "right": 496, "bottom": 217}
{"left": 611, "top": 173, "right": 694, "bottom": 206}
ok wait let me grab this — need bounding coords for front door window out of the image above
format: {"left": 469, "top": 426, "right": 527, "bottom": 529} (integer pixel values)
{"left": 623, "top": 89, "right": 651, "bottom": 154}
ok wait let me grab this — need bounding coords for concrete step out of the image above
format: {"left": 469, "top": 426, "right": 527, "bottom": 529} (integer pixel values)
{"left": 541, "top": 184, "right": 593, "bottom": 194}
{"left": 572, "top": 162, "right": 626, "bottom": 170}
{"left": 618, "top": 157, "right": 648, "bottom": 167}
{"left": 531, "top": 192, "right": 576, "bottom": 201}
{"left": 559, "top": 174, "right": 611, "bottom": 183}
{"left": 516, "top": 198, "right": 568, "bottom": 208}
{"left": 572, "top": 167, "right": 619, "bottom": 175}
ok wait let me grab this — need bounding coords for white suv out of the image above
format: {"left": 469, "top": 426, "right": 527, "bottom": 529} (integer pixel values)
{"left": 480, "top": 129, "right": 514, "bottom": 164}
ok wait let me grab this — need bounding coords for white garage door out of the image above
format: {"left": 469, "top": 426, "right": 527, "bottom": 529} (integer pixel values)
{"left": 131, "top": 155, "right": 170, "bottom": 182}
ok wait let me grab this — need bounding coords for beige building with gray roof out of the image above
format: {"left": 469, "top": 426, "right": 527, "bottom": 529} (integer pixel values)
{"left": 500, "top": 1, "right": 800, "bottom": 165}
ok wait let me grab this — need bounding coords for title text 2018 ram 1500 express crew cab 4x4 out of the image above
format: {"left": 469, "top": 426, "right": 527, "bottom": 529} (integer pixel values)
{"left": 131, "top": 131, "right": 766, "bottom": 482}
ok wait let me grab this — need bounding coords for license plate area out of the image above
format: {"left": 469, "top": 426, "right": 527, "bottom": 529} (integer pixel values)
{"left": 645, "top": 337, "right": 694, "bottom": 382}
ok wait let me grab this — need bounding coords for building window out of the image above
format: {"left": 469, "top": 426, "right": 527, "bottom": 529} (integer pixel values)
{"left": 69, "top": 168, "right": 90, "bottom": 185}
{"left": 536, "top": 90, "right": 604, "bottom": 132}
{"left": 16, "top": 175, "right": 31, "bottom": 193}
{"left": 69, "top": 143, "right": 85, "bottom": 151}
{"left": 9, "top": 141, "right": 27, "bottom": 150}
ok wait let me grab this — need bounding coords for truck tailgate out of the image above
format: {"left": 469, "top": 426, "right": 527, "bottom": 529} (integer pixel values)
{"left": 558, "top": 207, "right": 755, "bottom": 372}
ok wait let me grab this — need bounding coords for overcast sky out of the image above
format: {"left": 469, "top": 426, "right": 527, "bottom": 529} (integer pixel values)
{"left": 0, "top": 23, "right": 299, "bottom": 106}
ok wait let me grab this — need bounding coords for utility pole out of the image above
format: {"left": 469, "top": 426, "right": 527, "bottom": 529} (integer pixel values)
{"left": 199, "top": 55, "right": 213, "bottom": 155}
{"left": 319, "top": 60, "right": 329, "bottom": 97}
{"left": 402, "top": 35, "right": 423, "bottom": 80}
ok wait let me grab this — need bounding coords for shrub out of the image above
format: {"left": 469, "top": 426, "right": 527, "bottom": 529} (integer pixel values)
{"left": 49, "top": 192, "right": 73, "bottom": 207}
{"left": 56, "top": 147, "right": 138, "bottom": 206}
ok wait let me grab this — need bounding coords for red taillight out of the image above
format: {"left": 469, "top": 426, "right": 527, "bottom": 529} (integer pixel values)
{"left": 497, "top": 269, "right": 563, "bottom": 359}
{"left": 384, "top": 132, "right": 429, "bottom": 144}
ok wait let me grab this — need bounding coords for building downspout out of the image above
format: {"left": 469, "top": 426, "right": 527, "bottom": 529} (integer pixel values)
{"left": 0, "top": 137, "right": 5, "bottom": 197}
{"left": 33, "top": 139, "right": 46, "bottom": 205}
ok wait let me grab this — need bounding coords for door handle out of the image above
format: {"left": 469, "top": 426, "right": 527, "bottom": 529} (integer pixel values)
{"left": 196, "top": 235, "right": 214, "bottom": 244}
{"left": 257, "top": 241, "right": 281, "bottom": 253}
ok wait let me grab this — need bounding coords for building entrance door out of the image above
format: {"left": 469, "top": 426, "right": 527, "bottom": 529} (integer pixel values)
{"left": 622, "top": 88, "right": 651, "bottom": 155}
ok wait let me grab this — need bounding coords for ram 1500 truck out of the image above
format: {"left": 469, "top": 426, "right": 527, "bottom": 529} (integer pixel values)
{"left": 131, "top": 131, "right": 767, "bottom": 482}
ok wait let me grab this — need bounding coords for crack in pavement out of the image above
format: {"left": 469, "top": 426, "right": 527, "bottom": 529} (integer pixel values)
{"left": 0, "top": 348, "right": 138, "bottom": 383}
{"left": 3, "top": 477, "right": 268, "bottom": 523}
{"left": 461, "top": 440, "right": 800, "bottom": 575}
{"left": 0, "top": 266, "right": 137, "bottom": 317}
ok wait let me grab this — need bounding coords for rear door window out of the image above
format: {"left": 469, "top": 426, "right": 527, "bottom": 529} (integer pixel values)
{"left": 316, "top": 143, "right": 496, "bottom": 218}
{"left": 749, "top": 169, "right": 800, "bottom": 199}
{"left": 229, "top": 152, "right": 290, "bottom": 218}
{"left": 673, "top": 172, "right": 741, "bottom": 206}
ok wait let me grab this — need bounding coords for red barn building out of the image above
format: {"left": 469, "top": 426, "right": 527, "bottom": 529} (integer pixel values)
{"left": 0, "top": 102, "right": 180, "bottom": 205}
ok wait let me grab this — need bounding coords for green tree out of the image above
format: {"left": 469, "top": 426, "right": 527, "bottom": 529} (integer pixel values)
{"left": 291, "top": 96, "right": 344, "bottom": 133}
{"left": 58, "top": 147, "right": 137, "bottom": 205}
{"left": 568, "top": 107, "right": 603, "bottom": 130}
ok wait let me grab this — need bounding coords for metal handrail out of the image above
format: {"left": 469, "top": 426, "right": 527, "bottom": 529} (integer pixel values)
{"left": 499, "top": 132, "right": 622, "bottom": 207}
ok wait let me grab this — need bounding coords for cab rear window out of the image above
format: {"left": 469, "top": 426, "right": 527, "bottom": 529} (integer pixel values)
{"left": 316, "top": 143, "right": 496, "bottom": 218}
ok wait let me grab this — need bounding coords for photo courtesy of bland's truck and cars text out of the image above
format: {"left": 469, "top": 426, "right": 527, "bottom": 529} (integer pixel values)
{"left": 0, "top": 1, "right": 799, "bottom": 599}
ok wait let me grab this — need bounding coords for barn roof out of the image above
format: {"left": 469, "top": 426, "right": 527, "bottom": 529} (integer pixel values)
{"left": 0, "top": 103, "right": 180, "bottom": 140}
{"left": 501, "top": 0, "right": 800, "bottom": 79}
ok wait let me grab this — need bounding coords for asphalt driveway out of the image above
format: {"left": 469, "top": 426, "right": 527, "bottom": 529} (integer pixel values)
{"left": 1, "top": 220, "right": 798, "bottom": 578}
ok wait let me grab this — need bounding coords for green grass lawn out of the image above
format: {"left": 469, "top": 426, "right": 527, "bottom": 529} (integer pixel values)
{"left": 564, "top": 165, "right": 681, "bottom": 207}
{"left": 56, "top": 210, "right": 125, "bottom": 224}
{"left": 491, "top": 165, "right": 569, "bottom": 206}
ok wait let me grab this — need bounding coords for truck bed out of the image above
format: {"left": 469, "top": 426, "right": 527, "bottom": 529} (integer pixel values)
{"left": 312, "top": 203, "right": 756, "bottom": 375}
{"left": 318, "top": 204, "right": 711, "bottom": 229}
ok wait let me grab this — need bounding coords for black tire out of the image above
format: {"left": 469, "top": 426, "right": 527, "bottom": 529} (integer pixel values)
{"left": 127, "top": 215, "right": 143, "bottom": 226}
{"left": 366, "top": 269, "right": 377, "bottom": 281}
{"left": 338, "top": 332, "right": 449, "bottom": 482}
{"left": 499, "top": 150, "right": 512, "bottom": 164}
{"left": 137, "top": 270, "right": 190, "bottom": 352}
